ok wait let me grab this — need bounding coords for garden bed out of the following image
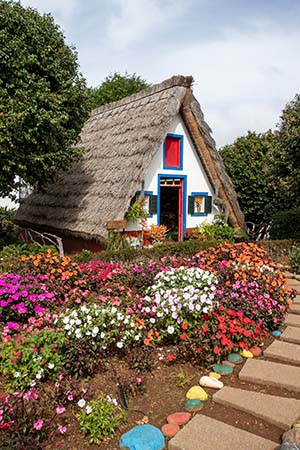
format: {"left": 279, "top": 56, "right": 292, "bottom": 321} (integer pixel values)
{"left": 0, "top": 242, "right": 294, "bottom": 448}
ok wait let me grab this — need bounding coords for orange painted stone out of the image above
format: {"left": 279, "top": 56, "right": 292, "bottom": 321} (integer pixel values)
{"left": 161, "top": 423, "right": 180, "bottom": 437}
{"left": 222, "top": 360, "right": 235, "bottom": 368}
{"left": 167, "top": 411, "right": 191, "bottom": 426}
{"left": 249, "top": 346, "right": 262, "bottom": 357}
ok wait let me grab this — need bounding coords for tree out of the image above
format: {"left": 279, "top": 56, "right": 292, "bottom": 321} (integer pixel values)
{"left": 271, "top": 94, "right": 300, "bottom": 209}
{"left": 0, "top": 1, "right": 90, "bottom": 197}
{"left": 88, "top": 72, "right": 149, "bottom": 109}
{"left": 220, "top": 131, "right": 277, "bottom": 225}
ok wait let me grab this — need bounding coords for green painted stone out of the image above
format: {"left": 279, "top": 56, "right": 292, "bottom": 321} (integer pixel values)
{"left": 184, "top": 399, "right": 204, "bottom": 412}
{"left": 213, "top": 364, "right": 234, "bottom": 375}
{"left": 228, "top": 353, "right": 243, "bottom": 364}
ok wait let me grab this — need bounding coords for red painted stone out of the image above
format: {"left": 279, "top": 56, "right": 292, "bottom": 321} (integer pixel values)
{"left": 161, "top": 423, "right": 180, "bottom": 437}
{"left": 167, "top": 411, "right": 191, "bottom": 425}
{"left": 249, "top": 346, "right": 262, "bottom": 357}
{"left": 222, "top": 360, "right": 235, "bottom": 368}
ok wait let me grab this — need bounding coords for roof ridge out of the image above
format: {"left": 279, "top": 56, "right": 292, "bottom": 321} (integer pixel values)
{"left": 90, "top": 75, "right": 193, "bottom": 118}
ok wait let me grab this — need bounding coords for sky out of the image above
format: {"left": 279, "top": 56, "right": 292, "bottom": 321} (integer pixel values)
{"left": 18, "top": 0, "right": 300, "bottom": 147}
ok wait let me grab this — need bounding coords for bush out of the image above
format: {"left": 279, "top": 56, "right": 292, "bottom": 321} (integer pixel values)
{"left": 0, "top": 207, "right": 19, "bottom": 249}
{"left": 270, "top": 208, "right": 300, "bottom": 239}
{"left": 185, "top": 223, "right": 236, "bottom": 242}
{"left": 290, "top": 246, "right": 300, "bottom": 274}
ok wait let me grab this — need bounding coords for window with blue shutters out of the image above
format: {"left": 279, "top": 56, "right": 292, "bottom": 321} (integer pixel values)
{"left": 188, "top": 192, "right": 212, "bottom": 216}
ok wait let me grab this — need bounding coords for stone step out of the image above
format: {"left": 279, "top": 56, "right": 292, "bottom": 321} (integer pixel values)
{"left": 285, "top": 313, "right": 300, "bottom": 328}
{"left": 168, "top": 415, "right": 276, "bottom": 450}
{"left": 264, "top": 340, "right": 300, "bottom": 365}
{"left": 287, "top": 279, "right": 300, "bottom": 289}
{"left": 281, "top": 326, "right": 300, "bottom": 344}
{"left": 294, "top": 295, "right": 300, "bottom": 305}
{"left": 290, "top": 304, "right": 300, "bottom": 314}
{"left": 239, "top": 359, "right": 300, "bottom": 392}
{"left": 213, "top": 386, "right": 300, "bottom": 430}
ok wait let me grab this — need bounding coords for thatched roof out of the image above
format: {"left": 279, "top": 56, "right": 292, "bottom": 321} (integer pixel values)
{"left": 15, "top": 75, "right": 245, "bottom": 241}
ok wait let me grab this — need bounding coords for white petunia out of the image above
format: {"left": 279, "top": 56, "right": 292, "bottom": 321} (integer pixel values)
{"left": 77, "top": 399, "right": 86, "bottom": 408}
{"left": 167, "top": 326, "right": 174, "bottom": 334}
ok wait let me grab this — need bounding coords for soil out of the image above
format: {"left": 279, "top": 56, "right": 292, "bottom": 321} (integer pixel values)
{"left": 41, "top": 337, "right": 287, "bottom": 450}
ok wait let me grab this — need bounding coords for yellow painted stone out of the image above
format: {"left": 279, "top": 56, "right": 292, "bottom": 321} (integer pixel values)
{"left": 240, "top": 349, "right": 253, "bottom": 358}
{"left": 186, "top": 385, "right": 209, "bottom": 402}
{"left": 209, "top": 372, "right": 221, "bottom": 380}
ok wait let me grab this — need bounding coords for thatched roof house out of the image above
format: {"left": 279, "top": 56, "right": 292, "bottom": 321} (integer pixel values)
{"left": 15, "top": 75, "right": 245, "bottom": 250}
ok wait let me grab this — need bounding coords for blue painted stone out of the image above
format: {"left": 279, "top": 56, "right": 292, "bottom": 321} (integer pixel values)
{"left": 119, "top": 424, "right": 165, "bottom": 450}
{"left": 272, "top": 330, "right": 282, "bottom": 337}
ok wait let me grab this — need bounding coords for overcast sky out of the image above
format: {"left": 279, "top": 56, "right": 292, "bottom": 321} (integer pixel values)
{"left": 18, "top": 0, "right": 300, "bottom": 147}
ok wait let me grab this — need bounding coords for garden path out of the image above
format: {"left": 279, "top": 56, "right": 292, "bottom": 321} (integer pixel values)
{"left": 168, "top": 277, "right": 300, "bottom": 450}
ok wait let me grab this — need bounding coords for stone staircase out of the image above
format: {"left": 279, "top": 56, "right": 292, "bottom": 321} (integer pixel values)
{"left": 168, "top": 278, "right": 300, "bottom": 450}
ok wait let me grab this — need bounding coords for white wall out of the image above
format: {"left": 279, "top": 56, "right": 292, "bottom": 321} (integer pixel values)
{"left": 126, "top": 113, "right": 217, "bottom": 232}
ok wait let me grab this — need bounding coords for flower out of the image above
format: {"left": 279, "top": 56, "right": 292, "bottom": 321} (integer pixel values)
{"left": 167, "top": 326, "right": 174, "bottom": 334}
{"left": 58, "top": 424, "right": 67, "bottom": 434}
{"left": 77, "top": 398, "right": 86, "bottom": 408}
{"left": 56, "top": 405, "right": 66, "bottom": 414}
{"left": 33, "top": 419, "right": 44, "bottom": 430}
{"left": 86, "top": 404, "right": 93, "bottom": 414}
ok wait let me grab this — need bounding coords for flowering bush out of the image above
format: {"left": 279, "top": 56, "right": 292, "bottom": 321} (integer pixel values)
{"left": 76, "top": 394, "right": 126, "bottom": 444}
{"left": 141, "top": 266, "right": 219, "bottom": 342}
{"left": 1, "top": 329, "right": 65, "bottom": 390}
{"left": 0, "top": 273, "right": 57, "bottom": 325}
{"left": 59, "top": 303, "right": 142, "bottom": 351}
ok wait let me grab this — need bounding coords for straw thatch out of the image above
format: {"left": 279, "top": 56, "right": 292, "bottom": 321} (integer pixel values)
{"left": 15, "top": 75, "right": 245, "bottom": 242}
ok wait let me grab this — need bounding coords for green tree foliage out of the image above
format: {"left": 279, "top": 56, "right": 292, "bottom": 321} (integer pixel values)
{"left": 0, "top": 1, "right": 90, "bottom": 197}
{"left": 271, "top": 94, "right": 300, "bottom": 209}
{"left": 88, "top": 72, "right": 149, "bottom": 109}
{"left": 220, "top": 131, "right": 276, "bottom": 224}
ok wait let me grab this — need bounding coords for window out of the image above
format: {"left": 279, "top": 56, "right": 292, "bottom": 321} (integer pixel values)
{"left": 188, "top": 192, "right": 212, "bottom": 216}
{"left": 163, "top": 134, "right": 183, "bottom": 170}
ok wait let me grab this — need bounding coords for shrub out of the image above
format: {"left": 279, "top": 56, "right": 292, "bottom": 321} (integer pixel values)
{"left": 76, "top": 394, "right": 127, "bottom": 444}
{"left": 63, "top": 338, "right": 106, "bottom": 378}
{"left": 0, "top": 207, "right": 19, "bottom": 250}
{"left": 290, "top": 246, "right": 300, "bottom": 274}
{"left": 185, "top": 223, "right": 236, "bottom": 242}
{"left": 270, "top": 208, "right": 300, "bottom": 239}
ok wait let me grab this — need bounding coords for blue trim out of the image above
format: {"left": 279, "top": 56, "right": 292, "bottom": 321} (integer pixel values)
{"left": 163, "top": 133, "right": 183, "bottom": 170}
{"left": 157, "top": 174, "right": 187, "bottom": 241}
{"left": 136, "top": 190, "right": 153, "bottom": 218}
{"left": 190, "top": 192, "right": 208, "bottom": 217}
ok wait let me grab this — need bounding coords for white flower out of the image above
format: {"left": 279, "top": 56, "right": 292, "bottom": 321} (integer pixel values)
{"left": 77, "top": 399, "right": 86, "bottom": 408}
{"left": 48, "top": 363, "right": 55, "bottom": 369}
{"left": 111, "top": 307, "right": 117, "bottom": 314}
{"left": 14, "top": 371, "right": 20, "bottom": 378}
{"left": 167, "top": 326, "right": 174, "bottom": 334}
{"left": 116, "top": 341, "right": 124, "bottom": 349}
{"left": 86, "top": 405, "right": 93, "bottom": 415}
{"left": 100, "top": 332, "right": 106, "bottom": 339}
{"left": 63, "top": 316, "right": 69, "bottom": 324}
{"left": 92, "top": 326, "right": 99, "bottom": 335}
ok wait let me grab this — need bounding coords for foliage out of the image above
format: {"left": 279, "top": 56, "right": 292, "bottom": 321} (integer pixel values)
{"left": 220, "top": 131, "right": 277, "bottom": 224}
{"left": 0, "top": 242, "right": 57, "bottom": 257}
{"left": 290, "top": 246, "right": 300, "bottom": 274}
{"left": 0, "top": 1, "right": 89, "bottom": 197}
{"left": 1, "top": 329, "right": 65, "bottom": 390}
{"left": 185, "top": 223, "right": 236, "bottom": 242}
{"left": 271, "top": 94, "right": 300, "bottom": 210}
{"left": 270, "top": 208, "right": 300, "bottom": 240}
{"left": 63, "top": 338, "right": 106, "bottom": 378}
{"left": 76, "top": 394, "right": 127, "bottom": 444}
{"left": 0, "top": 207, "right": 19, "bottom": 249}
{"left": 88, "top": 72, "right": 149, "bottom": 110}
{"left": 125, "top": 346, "right": 157, "bottom": 373}
{"left": 106, "top": 231, "right": 129, "bottom": 251}
{"left": 125, "top": 200, "right": 148, "bottom": 222}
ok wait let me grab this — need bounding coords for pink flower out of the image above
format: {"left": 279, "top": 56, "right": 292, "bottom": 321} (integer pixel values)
{"left": 58, "top": 424, "right": 67, "bottom": 434}
{"left": 56, "top": 405, "right": 65, "bottom": 415}
{"left": 33, "top": 419, "right": 44, "bottom": 430}
{"left": 67, "top": 393, "right": 73, "bottom": 401}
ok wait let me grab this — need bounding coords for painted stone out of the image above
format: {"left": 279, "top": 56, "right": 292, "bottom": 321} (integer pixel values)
{"left": 199, "top": 376, "right": 224, "bottom": 389}
{"left": 119, "top": 424, "right": 165, "bottom": 450}
{"left": 209, "top": 371, "right": 221, "bottom": 379}
{"left": 272, "top": 330, "right": 282, "bottom": 337}
{"left": 212, "top": 364, "right": 234, "bottom": 375}
{"left": 161, "top": 423, "right": 180, "bottom": 437}
{"left": 167, "top": 412, "right": 191, "bottom": 425}
{"left": 240, "top": 349, "right": 254, "bottom": 358}
{"left": 222, "top": 360, "right": 235, "bottom": 368}
{"left": 227, "top": 353, "right": 243, "bottom": 364}
{"left": 249, "top": 346, "right": 262, "bottom": 357}
{"left": 186, "top": 385, "right": 209, "bottom": 401}
{"left": 184, "top": 398, "right": 204, "bottom": 412}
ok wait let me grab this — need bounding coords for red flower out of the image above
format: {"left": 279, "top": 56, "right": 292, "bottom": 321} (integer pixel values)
{"left": 197, "top": 347, "right": 203, "bottom": 352}
{"left": 213, "top": 347, "right": 221, "bottom": 355}
{"left": 202, "top": 325, "right": 209, "bottom": 333}
{"left": 227, "top": 310, "right": 236, "bottom": 316}
{"left": 167, "top": 354, "right": 175, "bottom": 361}
{"left": 182, "top": 323, "right": 188, "bottom": 330}
{"left": 180, "top": 333, "right": 188, "bottom": 341}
